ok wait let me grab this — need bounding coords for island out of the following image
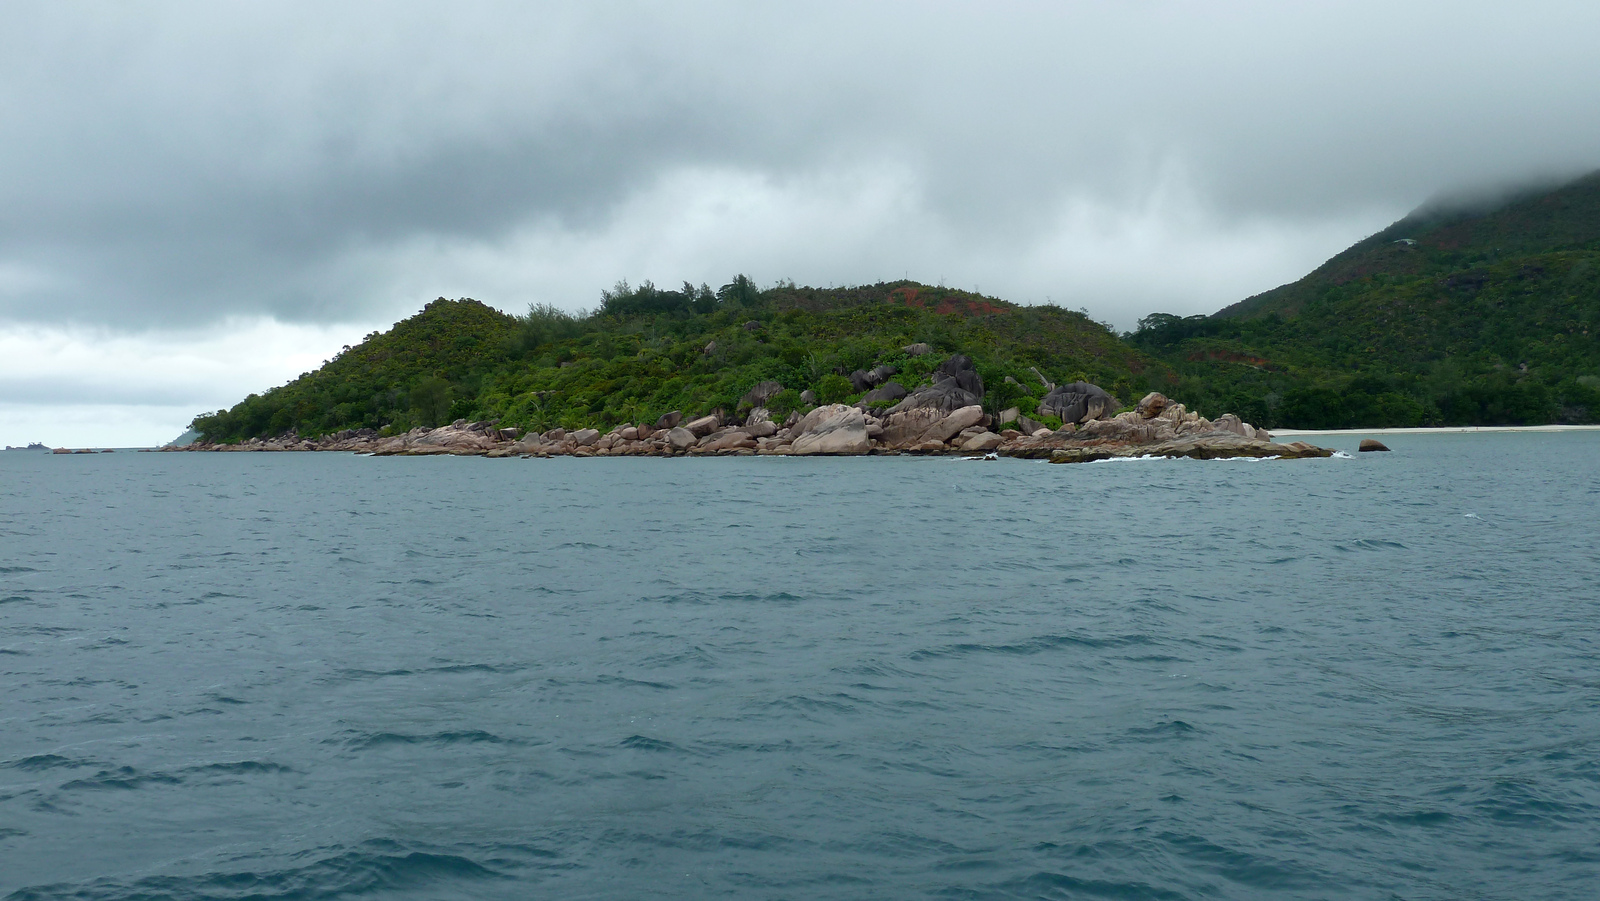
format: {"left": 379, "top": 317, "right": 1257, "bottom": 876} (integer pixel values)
{"left": 172, "top": 349, "right": 1330, "bottom": 462}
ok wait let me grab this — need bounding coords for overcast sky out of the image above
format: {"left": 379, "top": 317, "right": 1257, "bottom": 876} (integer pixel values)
{"left": 4, "top": 1, "right": 1599, "bottom": 446}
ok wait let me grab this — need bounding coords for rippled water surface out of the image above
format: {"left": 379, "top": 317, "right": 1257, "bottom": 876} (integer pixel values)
{"left": 3, "top": 433, "right": 1599, "bottom": 900}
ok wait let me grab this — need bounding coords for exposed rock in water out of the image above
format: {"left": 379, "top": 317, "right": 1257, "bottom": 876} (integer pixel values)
{"left": 1004, "top": 397, "right": 1317, "bottom": 463}
{"left": 959, "top": 431, "right": 1005, "bottom": 452}
{"left": 1045, "top": 436, "right": 1331, "bottom": 463}
{"left": 1359, "top": 439, "right": 1391, "bottom": 452}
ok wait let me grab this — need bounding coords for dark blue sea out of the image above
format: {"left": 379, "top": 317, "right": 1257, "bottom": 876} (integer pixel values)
{"left": 3, "top": 433, "right": 1598, "bottom": 900}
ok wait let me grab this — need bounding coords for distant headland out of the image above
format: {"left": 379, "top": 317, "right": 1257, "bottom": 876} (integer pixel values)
{"left": 173, "top": 170, "right": 1599, "bottom": 456}
{"left": 171, "top": 351, "right": 1331, "bottom": 463}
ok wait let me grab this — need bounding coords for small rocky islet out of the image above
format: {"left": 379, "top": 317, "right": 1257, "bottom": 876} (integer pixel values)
{"left": 170, "top": 351, "right": 1331, "bottom": 463}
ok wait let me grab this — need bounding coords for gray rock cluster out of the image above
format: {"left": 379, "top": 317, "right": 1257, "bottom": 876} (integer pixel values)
{"left": 171, "top": 362, "right": 1329, "bottom": 462}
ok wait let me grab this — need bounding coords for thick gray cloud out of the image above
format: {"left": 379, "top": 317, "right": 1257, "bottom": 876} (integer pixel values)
{"left": 3, "top": 1, "right": 1600, "bottom": 443}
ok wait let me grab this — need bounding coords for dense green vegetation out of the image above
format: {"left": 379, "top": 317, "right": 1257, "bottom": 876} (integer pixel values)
{"left": 1130, "top": 172, "right": 1600, "bottom": 427}
{"left": 193, "top": 170, "right": 1600, "bottom": 440}
{"left": 192, "top": 280, "right": 1166, "bottom": 442}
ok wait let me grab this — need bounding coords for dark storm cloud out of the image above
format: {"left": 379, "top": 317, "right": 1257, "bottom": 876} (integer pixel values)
{"left": 2, "top": 1, "right": 1599, "bottom": 329}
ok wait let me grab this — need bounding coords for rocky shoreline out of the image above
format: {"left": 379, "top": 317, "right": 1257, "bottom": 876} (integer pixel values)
{"left": 166, "top": 388, "right": 1332, "bottom": 464}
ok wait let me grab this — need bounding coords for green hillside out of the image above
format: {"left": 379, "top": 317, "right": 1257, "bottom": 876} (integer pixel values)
{"left": 192, "top": 279, "right": 1167, "bottom": 442}
{"left": 1131, "top": 171, "right": 1600, "bottom": 427}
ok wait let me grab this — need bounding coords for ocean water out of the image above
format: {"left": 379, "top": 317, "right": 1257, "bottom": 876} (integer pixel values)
{"left": 2, "top": 433, "right": 1598, "bottom": 901}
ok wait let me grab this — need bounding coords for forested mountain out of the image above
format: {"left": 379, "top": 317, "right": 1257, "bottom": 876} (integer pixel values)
{"left": 1130, "top": 171, "right": 1600, "bottom": 427}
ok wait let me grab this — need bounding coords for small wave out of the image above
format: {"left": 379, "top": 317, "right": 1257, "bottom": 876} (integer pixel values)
{"left": 909, "top": 632, "right": 1152, "bottom": 660}
{"left": 1004, "top": 871, "right": 1190, "bottom": 900}
{"left": 182, "top": 760, "right": 296, "bottom": 777}
{"left": 595, "top": 675, "right": 676, "bottom": 691}
{"left": 6, "top": 843, "right": 504, "bottom": 901}
{"left": 1375, "top": 809, "right": 1452, "bottom": 827}
{"left": 341, "top": 730, "right": 511, "bottom": 751}
{"left": 1336, "top": 538, "right": 1408, "bottom": 552}
{"left": 324, "top": 663, "right": 519, "bottom": 684}
{"left": 59, "top": 766, "right": 182, "bottom": 791}
{"left": 1159, "top": 831, "right": 1324, "bottom": 890}
{"left": 0, "top": 565, "right": 39, "bottom": 573}
{"left": 1, "top": 595, "right": 32, "bottom": 605}
{"left": 619, "top": 734, "right": 685, "bottom": 753}
{"left": 1126, "top": 720, "right": 1200, "bottom": 739}
{"left": 718, "top": 590, "right": 804, "bottom": 604}
{"left": 3, "top": 754, "right": 93, "bottom": 772}
{"left": 764, "top": 694, "right": 860, "bottom": 715}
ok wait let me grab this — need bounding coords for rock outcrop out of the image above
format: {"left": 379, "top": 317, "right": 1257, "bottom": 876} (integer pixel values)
{"left": 1002, "top": 392, "right": 1326, "bottom": 463}
{"left": 739, "top": 381, "right": 784, "bottom": 409}
{"left": 789, "top": 404, "right": 870, "bottom": 455}
{"left": 859, "top": 382, "right": 907, "bottom": 406}
{"left": 1359, "top": 438, "right": 1391, "bottom": 452}
{"left": 1039, "top": 382, "right": 1118, "bottom": 424}
{"left": 169, "top": 385, "right": 1327, "bottom": 464}
{"left": 935, "top": 354, "right": 984, "bottom": 399}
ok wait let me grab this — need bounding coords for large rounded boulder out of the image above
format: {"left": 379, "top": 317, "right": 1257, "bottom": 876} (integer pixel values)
{"left": 1039, "top": 382, "right": 1118, "bottom": 424}
{"left": 790, "top": 404, "right": 870, "bottom": 455}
